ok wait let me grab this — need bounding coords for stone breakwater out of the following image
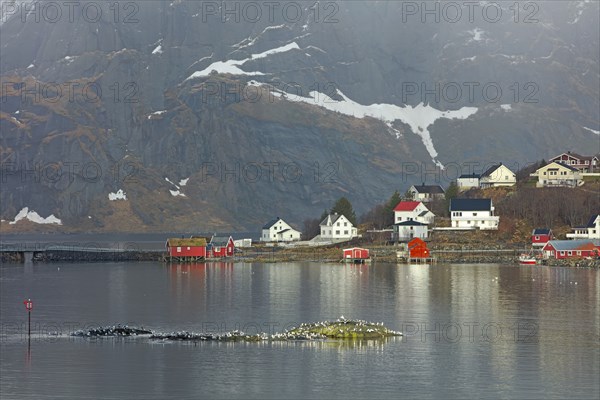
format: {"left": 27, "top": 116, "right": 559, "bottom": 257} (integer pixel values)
{"left": 70, "top": 318, "right": 403, "bottom": 342}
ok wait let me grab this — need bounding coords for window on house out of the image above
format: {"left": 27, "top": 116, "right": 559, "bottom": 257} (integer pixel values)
{"left": 567, "top": 251, "right": 572, "bottom": 256}
{"left": 560, "top": 251, "right": 565, "bottom": 256}
{"left": 577, "top": 251, "right": 581, "bottom": 256}
{"left": 535, "top": 236, "right": 539, "bottom": 240}
{"left": 337, "top": 222, "right": 340, "bottom": 226}
{"left": 473, "top": 213, "right": 477, "bottom": 216}
{"left": 336, "top": 230, "right": 340, "bottom": 235}
{"left": 344, "top": 222, "right": 347, "bottom": 227}
{"left": 344, "top": 230, "right": 348, "bottom": 235}
{"left": 177, "top": 247, "right": 181, "bottom": 253}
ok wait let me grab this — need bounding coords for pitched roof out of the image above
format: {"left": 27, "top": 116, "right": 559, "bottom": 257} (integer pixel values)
{"left": 480, "top": 164, "right": 501, "bottom": 178}
{"left": 263, "top": 217, "right": 281, "bottom": 229}
{"left": 458, "top": 173, "right": 480, "bottom": 179}
{"left": 411, "top": 184, "right": 445, "bottom": 194}
{"left": 166, "top": 238, "right": 207, "bottom": 247}
{"left": 320, "top": 214, "right": 344, "bottom": 226}
{"left": 586, "top": 214, "right": 600, "bottom": 228}
{"left": 544, "top": 240, "right": 597, "bottom": 251}
{"left": 551, "top": 152, "right": 596, "bottom": 162}
{"left": 211, "top": 236, "right": 232, "bottom": 246}
{"left": 532, "top": 228, "right": 551, "bottom": 235}
{"left": 395, "top": 221, "right": 428, "bottom": 226}
{"left": 546, "top": 161, "right": 580, "bottom": 172}
{"left": 450, "top": 198, "right": 492, "bottom": 211}
{"left": 394, "top": 201, "right": 421, "bottom": 212}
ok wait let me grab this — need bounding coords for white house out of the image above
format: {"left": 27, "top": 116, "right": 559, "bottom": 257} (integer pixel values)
{"left": 479, "top": 163, "right": 516, "bottom": 188}
{"left": 407, "top": 184, "right": 445, "bottom": 202}
{"left": 567, "top": 215, "right": 600, "bottom": 240}
{"left": 394, "top": 221, "right": 429, "bottom": 241}
{"left": 393, "top": 201, "right": 435, "bottom": 225}
{"left": 319, "top": 213, "right": 358, "bottom": 240}
{"left": 261, "top": 217, "right": 302, "bottom": 242}
{"left": 530, "top": 162, "right": 582, "bottom": 188}
{"left": 456, "top": 173, "right": 480, "bottom": 191}
{"left": 449, "top": 198, "right": 499, "bottom": 230}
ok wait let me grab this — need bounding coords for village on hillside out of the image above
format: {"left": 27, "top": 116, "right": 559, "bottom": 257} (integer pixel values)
{"left": 166, "top": 151, "right": 600, "bottom": 264}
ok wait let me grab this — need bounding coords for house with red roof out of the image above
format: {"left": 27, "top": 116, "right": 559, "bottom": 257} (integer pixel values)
{"left": 393, "top": 201, "right": 434, "bottom": 241}
{"left": 393, "top": 201, "right": 435, "bottom": 225}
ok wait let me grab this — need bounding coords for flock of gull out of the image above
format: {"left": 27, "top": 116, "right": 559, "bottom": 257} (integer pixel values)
{"left": 70, "top": 318, "right": 403, "bottom": 342}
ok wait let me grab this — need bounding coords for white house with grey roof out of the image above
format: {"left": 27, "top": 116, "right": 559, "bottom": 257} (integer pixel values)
{"left": 261, "top": 217, "right": 301, "bottom": 242}
{"left": 449, "top": 198, "right": 499, "bottom": 230}
{"left": 319, "top": 213, "right": 357, "bottom": 240}
{"left": 407, "top": 184, "right": 445, "bottom": 202}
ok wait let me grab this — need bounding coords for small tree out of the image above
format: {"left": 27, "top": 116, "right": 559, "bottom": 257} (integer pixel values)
{"left": 331, "top": 197, "right": 356, "bottom": 225}
{"left": 384, "top": 191, "right": 402, "bottom": 227}
{"left": 444, "top": 181, "right": 459, "bottom": 216}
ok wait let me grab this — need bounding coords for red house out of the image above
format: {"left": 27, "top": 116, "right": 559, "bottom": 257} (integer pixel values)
{"left": 166, "top": 238, "right": 207, "bottom": 261}
{"left": 542, "top": 240, "right": 600, "bottom": 259}
{"left": 549, "top": 152, "right": 599, "bottom": 173}
{"left": 343, "top": 247, "right": 370, "bottom": 263}
{"left": 209, "top": 236, "right": 235, "bottom": 258}
{"left": 408, "top": 238, "right": 431, "bottom": 259}
{"left": 531, "top": 228, "right": 553, "bottom": 247}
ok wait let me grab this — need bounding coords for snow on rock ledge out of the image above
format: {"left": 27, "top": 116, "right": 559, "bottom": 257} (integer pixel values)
{"left": 9, "top": 207, "right": 62, "bottom": 225}
{"left": 108, "top": 189, "right": 127, "bottom": 201}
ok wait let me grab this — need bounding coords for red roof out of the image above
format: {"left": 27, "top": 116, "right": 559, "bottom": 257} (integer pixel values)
{"left": 394, "top": 201, "right": 421, "bottom": 212}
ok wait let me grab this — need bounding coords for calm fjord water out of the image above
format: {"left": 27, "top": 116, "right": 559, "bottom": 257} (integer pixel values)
{"left": 1, "top": 262, "right": 598, "bottom": 399}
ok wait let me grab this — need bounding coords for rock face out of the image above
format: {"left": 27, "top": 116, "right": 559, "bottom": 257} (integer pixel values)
{"left": 1, "top": 1, "right": 598, "bottom": 232}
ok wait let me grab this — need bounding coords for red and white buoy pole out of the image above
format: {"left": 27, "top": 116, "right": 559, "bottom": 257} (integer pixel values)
{"left": 23, "top": 299, "right": 33, "bottom": 339}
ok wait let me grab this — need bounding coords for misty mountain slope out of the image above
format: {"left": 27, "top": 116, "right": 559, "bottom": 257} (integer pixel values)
{"left": 1, "top": 1, "right": 598, "bottom": 231}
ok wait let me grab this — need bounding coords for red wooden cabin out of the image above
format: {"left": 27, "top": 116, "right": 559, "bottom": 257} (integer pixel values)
{"left": 531, "top": 228, "right": 553, "bottom": 247}
{"left": 408, "top": 237, "right": 430, "bottom": 259}
{"left": 343, "top": 247, "right": 370, "bottom": 261}
{"left": 210, "top": 236, "right": 235, "bottom": 258}
{"left": 166, "top": 238, "right": 207, "bottom": 261}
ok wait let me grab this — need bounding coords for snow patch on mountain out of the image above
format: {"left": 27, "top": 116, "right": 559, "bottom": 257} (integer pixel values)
{"left": 108, "top": 189, "right": 127, "bottom": 201}
{"left": 186, "top": 42, "right": 299, "bottom": 80}
{"left": 9, "top": 207, "right": 62, "bottom": 225}
{"left": 274, "top": 88, "right": 478, "bottom": 165}
{"left": 583, "top": 126, "right": 600, "bottom": 135}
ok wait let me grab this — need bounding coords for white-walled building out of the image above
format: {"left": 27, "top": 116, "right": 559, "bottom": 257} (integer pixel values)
{"left": 319, "top": 213, "right": 358, "bottom": 240}
{"left": 530, "top": 162, "right": 582, "bottom": 188}
{"left": 456, "top": 173, "right": 480, "bottom": 191}
{"left": 449, "top": 198, "right": 499, "bottom": 230}
{"left": 261, "top": 217, "right": 301, "bottom": 242}
{"left": 567, "top": 215, "right": 600, "bottom": 240}
{"left": 394, "top": 221, "right": 429, "bottom": 241}
{"left": 479, "top": 163, "right": 516, "bottom": 188}
{"left": 393, "top": 201, "right": 435, "bottom": 225}
{"left": 407, "top": 184, "right": 445, "bottom": 202}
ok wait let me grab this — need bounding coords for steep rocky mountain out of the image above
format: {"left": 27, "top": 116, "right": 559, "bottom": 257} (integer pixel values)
{"left": 0, "top": 0, "right": 598, "bottom": 232}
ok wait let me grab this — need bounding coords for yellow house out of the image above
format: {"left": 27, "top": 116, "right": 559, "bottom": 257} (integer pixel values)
{"left": 479, "top": 163, "right": 516, "bottom": 188}
{"left": 530, "top": 162, "right": 582, "bottom": 187}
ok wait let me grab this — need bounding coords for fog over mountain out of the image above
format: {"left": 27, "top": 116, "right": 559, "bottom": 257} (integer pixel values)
{"left": 1, "top": 0, "right": 598, "bottom": 231}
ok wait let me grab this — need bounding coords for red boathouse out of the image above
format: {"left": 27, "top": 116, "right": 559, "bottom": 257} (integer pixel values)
{"left": 166, "top": 238, "right": 207, "bottom": 262}
{"left": 343, "top": 247, "right": 370, "bottom": 262}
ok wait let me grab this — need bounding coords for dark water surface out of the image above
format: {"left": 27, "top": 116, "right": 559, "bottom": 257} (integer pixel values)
{"left": 1, "top": 262, "right": 598, "bottom": 399}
